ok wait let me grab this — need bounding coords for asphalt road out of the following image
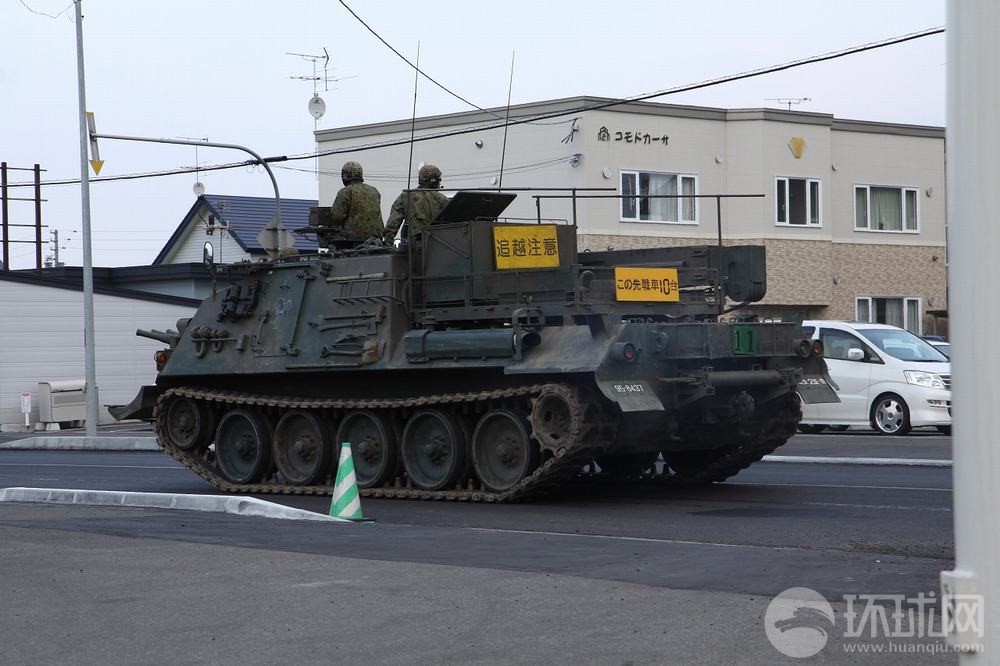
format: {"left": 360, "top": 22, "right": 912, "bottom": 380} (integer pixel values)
{"left": 0, "top": 434, "right": 958, "bottom": 664}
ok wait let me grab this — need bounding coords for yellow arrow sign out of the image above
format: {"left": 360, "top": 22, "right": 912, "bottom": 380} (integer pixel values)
{"left": 86, "top": 112, "right": 103, "bottom": 175}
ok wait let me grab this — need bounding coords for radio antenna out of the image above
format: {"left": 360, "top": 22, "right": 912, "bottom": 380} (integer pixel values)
{"left": 497, "top": 50, "right": 515, "bottom": 190}
{"left": 406, "top": 41, "right": 420, "bottom": 191}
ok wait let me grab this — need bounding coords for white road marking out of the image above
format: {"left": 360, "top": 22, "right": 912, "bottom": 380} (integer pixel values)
{"left": 805, "top": 501, "right": 951, "bottom": 512}
{"left": 728, "top": 481, "right": 950, "bottom": 493}
{"left": 465, "top": 526, "right": 811, "bottom": 550}
{"left": 764, "top": 455, "right": 951, "bottom": 467}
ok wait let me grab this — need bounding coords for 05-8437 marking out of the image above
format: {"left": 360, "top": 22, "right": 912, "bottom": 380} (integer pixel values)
{"left": 613, "top": 384, "right": 645, "bottom": 393}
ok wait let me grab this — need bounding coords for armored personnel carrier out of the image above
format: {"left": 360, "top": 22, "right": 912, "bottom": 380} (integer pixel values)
{"left": 115, "top": 191, "right": 836, "bottom": 501}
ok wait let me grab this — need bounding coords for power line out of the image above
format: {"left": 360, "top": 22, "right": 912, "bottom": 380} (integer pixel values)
{"left": 9, "top": 26, "right": 944, "bottom": 190}
{"left": 274, "top": 154, "right": 578, "bottom": 180}
{"left": 18, "top": 0, "right": 74, "bottom": 19}
{"left": 336, "top": 0, "right": 568, "bottom": 127}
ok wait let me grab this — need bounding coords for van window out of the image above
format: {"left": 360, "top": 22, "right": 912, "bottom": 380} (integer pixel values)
{"left": 819, "top": 328, "right": 869, "bottom": 361}
{"left": 801, "top": 326, "right": 816, "bottom": 338}
{"left": 858, "top": 328, "right": 948, "bottom": 362}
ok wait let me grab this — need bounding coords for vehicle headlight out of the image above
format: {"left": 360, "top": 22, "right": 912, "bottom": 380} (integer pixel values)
{"left": 904, "top": 370, "right": 945, "bottom": 390}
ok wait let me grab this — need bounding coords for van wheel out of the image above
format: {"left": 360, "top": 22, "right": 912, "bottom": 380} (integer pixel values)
{"left": 797, "top": 424, "right": 827, "bottom": 434}
{"left": 871, "top": 394, "right": 911, "bottom": 436}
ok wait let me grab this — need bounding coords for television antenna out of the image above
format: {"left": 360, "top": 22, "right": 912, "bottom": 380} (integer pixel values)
{"left": 287, "top": 48, "right": 355, "bottom": 178}
{"left": 765, "top": 97, "right": 811, "bottom": 111}
{"left": 287, "top": 48, "right": 356, "bottom": 120}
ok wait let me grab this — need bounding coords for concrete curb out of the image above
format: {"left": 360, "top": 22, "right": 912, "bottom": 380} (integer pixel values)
{"left": 0, "top": 487, "right": 351, "bottom": 522}
{"left": 0, "top": 436, "right": 159, "bottom": 451}
{"left": 764, "top": 455, "right": 952, "bottom": 467}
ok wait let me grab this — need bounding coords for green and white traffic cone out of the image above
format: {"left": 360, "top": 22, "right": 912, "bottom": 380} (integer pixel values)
{"left": 329, "top": 442, "right": 372, "bottom": 522}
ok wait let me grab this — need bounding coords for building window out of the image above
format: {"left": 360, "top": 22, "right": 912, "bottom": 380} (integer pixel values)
{"left": 775, "top": 177, "right": 821, "bottom": 226}
{"left": 856, "top": 296, "right": 922, "bottom": 334}
{"left": 854, "top": 185, "right": 919, "bottom": 232}
{"left": 620, "top": 171, "right": 698, "bottom": 224}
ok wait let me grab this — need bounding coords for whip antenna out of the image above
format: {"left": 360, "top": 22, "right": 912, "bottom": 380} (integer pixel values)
{"left": 406, "top": 41, "right": 420, "bottom": 191}
{"left": 498, "top": 50, "right": 515, "bottom": 190}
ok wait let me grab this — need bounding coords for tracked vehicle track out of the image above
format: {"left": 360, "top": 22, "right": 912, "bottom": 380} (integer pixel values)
{"left": 155, "top": 382, "right": 611, "bottom": 502}
{"left": 652, "top": 392, "right": 802, "bottom": 485}
{"left": 154, "top": 384, "right": 803, "bottom": 502}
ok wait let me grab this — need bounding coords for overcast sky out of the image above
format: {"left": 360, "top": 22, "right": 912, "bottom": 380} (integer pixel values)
{"left": 1, "top": 0, "right": 944, "bottom": 268}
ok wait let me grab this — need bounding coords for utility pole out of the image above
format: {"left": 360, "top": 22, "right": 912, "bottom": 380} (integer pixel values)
{"left": 74, "top": 0, "right": 99, "bottom": 437}
{"left": 46, "top": 229, "right": 64, "bottom": 267}
{"left": 943, "top": 0, "right": 998, "bottom": 660}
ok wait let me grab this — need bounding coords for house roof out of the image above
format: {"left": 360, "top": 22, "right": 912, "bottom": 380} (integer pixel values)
{"left": 1, "top": 268, "right": 202, "bottom": 307}
{"left": 153, "top": 194, "right": 318, "bottom": 264}
{"left": 315, "top": 95, "right": 944, "bottom": 142}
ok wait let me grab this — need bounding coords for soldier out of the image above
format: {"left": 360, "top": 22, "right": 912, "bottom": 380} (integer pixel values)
{"left": 328, "top": 161, "right": 384, "bottom": 241}
{"left": 384, "top": 164, "right": 449, "bottom": 244}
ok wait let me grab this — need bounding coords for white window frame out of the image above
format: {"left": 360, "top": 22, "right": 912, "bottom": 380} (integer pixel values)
{"left": 855, "top": 296, "right": 923, "bottom": 335}
{"left": 853, "top": 185, "right": 920, "bottom": 233}
{"left": 619, "top": 170, "right": 699, "bottom": 225}
{"left": 775, "top": 177, "right": 822, "bottom": 227}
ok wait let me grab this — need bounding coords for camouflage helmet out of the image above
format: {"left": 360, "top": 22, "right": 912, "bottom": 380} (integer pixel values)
{"left": 341, "top": 161, "right": 364, "bottom": 183}
{"left": 418, "top": 164, "right": 442, "bottom": 188}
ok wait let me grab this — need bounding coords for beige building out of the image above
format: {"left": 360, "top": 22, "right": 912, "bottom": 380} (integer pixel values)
{"left": 316, "top": 96, "right": 946, "bottom": 334}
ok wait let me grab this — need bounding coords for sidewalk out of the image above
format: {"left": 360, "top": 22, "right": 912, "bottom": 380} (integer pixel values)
{"left": 0, "top": 423, "right": 157, "bottom": 450}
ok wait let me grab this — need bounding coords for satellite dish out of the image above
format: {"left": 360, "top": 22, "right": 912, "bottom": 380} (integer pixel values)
{"left": 309, "top": 93, "right": 327, "bottom": 120}
{"left": 193, "top": 182, "right": 206, "bottom": 196}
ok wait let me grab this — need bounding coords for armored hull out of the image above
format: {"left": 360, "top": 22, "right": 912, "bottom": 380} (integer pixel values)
{"left": 119, "top": 196, "right": 836, "bottom": 501}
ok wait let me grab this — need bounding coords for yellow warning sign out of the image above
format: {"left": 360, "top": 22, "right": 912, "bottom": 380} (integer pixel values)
{"left": 614, "top": 267, "right": 681, "bottom": 302}
{"left": 86, "top": 112, "right": 103, "bottom": 175}
{"left": 492, "top": 224, "right": 560, "bottom": 270}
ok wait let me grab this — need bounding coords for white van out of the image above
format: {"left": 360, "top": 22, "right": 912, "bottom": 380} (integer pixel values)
{"left": 799, "top": 321, "right": 951, "bottom": 435}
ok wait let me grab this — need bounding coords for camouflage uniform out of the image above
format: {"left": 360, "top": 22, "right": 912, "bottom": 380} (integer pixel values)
{"left": 384, "top": 164, "right": 449, "bottom": 243}
{"left": 329, "top": 161, "right": 385, "bottom": 241}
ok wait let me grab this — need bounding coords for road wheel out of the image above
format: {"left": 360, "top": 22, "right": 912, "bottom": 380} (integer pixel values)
{"left": 401, "top": 410, "right": 468, "bottom": 491}
{"left": 273, "top": 410, "right": 332, "bottom": 486}
{"left": 163, "top": 397, "right": 215, "bottom": 451}
{"left": 870, "top": 394, "right": 911, "bottom": 436}
{"left": 472, "top": 409, "right": 539, "bottom": 493}
{"left": 215, "top": 409, "right": 273, "bottom": 484}
{"left": 797, "top": 424, "right": 828, "bottom": 434}
{"left": 337, "top": 410, "right": 397, "bottom": 489}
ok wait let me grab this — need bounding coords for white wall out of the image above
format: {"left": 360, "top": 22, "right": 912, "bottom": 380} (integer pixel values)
{"left": 0, "top": 281, "right": 195, "bottom": 426}
{"left": 315, "top": 101, "right": 945, "bottom": 248}
{"left": 160, "top": 208, "right": 250, "bottom": 264}
{"left": 831, "top": 126, "right": 947, "bottom": 245}
{"left": 318, "top": 115, "right": 586, "bottom": 229}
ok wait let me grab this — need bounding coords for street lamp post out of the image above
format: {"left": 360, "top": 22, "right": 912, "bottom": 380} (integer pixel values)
{"left": 74, "top": 0, "right": 98, "bottom": 436}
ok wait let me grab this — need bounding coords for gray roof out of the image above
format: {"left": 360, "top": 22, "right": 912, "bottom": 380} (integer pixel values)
{"left": 153, "top": 194, "right": 318, "bottom": 264}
